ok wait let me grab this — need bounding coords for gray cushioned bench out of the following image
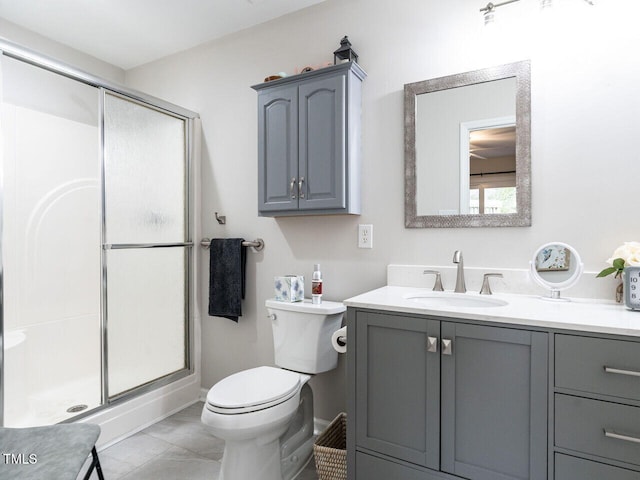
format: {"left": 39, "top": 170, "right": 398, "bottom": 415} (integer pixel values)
{"left": 0, "top": 423, "right": 104, "bottom": 479}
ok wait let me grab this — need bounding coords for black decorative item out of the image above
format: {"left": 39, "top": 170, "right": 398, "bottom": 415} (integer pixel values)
{"left": 333, "top": 36, "right": 358, "bottom": 65}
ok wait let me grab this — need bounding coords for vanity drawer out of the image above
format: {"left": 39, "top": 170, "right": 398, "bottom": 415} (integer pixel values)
{"left": 555, "top": 453, "right": 640, "bottom": 480}
{"left": 556, "top": 334, "right": 640, "bottom": 401}
{"left": 555, "top": 394, "right": 640, "bottom": 467}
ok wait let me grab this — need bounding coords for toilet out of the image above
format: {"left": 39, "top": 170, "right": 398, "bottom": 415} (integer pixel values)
{"left": 201, "top": 298, "right": 346, "bottom": 480}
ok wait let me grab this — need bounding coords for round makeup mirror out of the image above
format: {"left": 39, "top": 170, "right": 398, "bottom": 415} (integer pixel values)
{"left": 529, "top": 242, "right": 584, "bottom": 301}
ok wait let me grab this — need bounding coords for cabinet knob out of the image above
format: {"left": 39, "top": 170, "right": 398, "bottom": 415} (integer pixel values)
{"left": 442, "top": 338, "right": 453, "bottom": 355}
{"left": 290, "top": 177, "right": 297, "bottom": 199}
{"left": 298, "top": 177, "right": 305, "bottom": 199}
{"left": 427, "top": 336, "right": 438, "bottom": 353}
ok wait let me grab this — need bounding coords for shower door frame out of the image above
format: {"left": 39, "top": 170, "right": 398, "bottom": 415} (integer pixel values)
{"left": 0, "top": 39, "right": 199, "bottom": 425}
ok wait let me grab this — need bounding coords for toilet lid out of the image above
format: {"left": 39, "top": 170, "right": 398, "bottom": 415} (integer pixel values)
{"left": 206, "top": 366, "right": 301, "bottom": 413}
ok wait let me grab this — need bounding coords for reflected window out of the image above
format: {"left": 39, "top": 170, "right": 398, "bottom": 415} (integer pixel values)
{"left": 467, "top": 124, "right": 516, "bottom": 215}
{"left": 470, "top": 183, "right": 516, "bottom": 215}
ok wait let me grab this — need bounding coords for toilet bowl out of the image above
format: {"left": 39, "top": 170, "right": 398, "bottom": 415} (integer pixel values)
{"left": 202, "top": 299, "right": 345, "bottom": 480}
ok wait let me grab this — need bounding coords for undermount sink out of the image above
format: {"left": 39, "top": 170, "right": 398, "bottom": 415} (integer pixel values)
{"left": 404, "top": 292, "right": 509, "bottom": 308}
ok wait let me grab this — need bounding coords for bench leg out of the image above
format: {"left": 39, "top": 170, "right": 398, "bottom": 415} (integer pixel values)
{"left": 82, "top": 447, "right": 105, "bottom": 480}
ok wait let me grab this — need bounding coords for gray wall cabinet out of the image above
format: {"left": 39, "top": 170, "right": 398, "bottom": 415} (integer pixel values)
{"left": 252, "top": 62, "right": 365, "bottom": 216}
{"left": 348, "top": 309, "right": 548, "bottom": 480}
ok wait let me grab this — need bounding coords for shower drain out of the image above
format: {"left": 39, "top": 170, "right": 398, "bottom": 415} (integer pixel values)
{"left": 66, "top": 404, "right": 88, "bottom": 413}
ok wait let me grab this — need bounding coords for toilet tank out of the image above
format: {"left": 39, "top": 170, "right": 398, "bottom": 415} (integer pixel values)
{"left": 266, "top": 299, "right": 345, "bottom": 374}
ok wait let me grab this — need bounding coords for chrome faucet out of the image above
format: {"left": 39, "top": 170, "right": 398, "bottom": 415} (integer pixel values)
{"left": 452, "top": 250, "right": 466, "bottom": 293}
{"left": 423, "top": 270, "right": 444, "bottom": 291}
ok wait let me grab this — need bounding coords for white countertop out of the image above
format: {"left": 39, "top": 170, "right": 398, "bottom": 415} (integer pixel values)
{"left": 344, "top": 286, "right": 640, "bottom": 337}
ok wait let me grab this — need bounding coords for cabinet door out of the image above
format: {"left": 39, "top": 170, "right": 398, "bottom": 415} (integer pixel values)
{"left": 257, "top": 84, "right": 298, "bottom": 213}
{"left": 298, "top": 74, "right": 346, "bottom": 211}
{"left": 440, "top": 323, "right": 548, "bottom": 480}
{"left": 355, "top": 311, "right": 440, "bottom": 470}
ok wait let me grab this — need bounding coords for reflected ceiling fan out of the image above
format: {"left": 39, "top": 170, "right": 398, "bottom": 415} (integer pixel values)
{"left": 469, "top": 126, "right": 516, "bottom": 160}
{"left": 469, "top": 149, "right": 488, "bottom": 160}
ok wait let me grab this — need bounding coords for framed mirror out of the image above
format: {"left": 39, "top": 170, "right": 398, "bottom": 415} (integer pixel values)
{"left": 529, "top": 242, "right": 584, "bottom": 301}
{"left": 405, "top": 61, "right": 531, "bottom": 228}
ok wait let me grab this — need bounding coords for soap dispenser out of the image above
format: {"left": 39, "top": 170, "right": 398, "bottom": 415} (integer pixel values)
{"left": 312, "top": 264, "right": 323, "bottom": 304}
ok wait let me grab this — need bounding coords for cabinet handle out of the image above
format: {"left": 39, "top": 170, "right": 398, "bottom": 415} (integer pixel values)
{"left": 604, "top": 366, "right": 640, "bottom": 377}
{"left": 442, "top": 338, "right": 452, "bottom": 355}
{"left": 604, "top": 429, "right": 640, "bottom": 445}
{"left": 427, "top": 336, "right": 438, "bottom": 353}
{"left": 298, "top": 177, "right": 305, "bottom": 199}
{"left": 290, "top": 177, "right": 297, "bottom": 199}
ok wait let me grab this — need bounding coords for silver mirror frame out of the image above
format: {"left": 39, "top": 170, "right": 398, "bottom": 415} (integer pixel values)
{"left": 405, "top": 60, "right": 531, "bottom": 228}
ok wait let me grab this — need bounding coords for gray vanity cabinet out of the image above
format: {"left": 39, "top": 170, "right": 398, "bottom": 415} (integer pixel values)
{"left": 354, "top": 311, "right": 440, "bottom": 470}
{"left": 553, "top": 334, "right": 640, "bottom": 479}
{"left": 253, "top": 62, "right": 365, "bottom": 216}
{"left": 440, "top": 322, "right": 548, "bottom": 480}
{"left": 349, "top": 309, "right": 548, "bottom": 480}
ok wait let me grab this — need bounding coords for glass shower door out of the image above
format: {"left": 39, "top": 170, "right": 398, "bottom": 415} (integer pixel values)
{"left": 1, "top": 56, "right": 102, "bottom": 425}
{"left": 2, "top": 48, "right": 195, "bottom": 426}
{"left": 103, "top": 92, "right": 190, "bottom": 398}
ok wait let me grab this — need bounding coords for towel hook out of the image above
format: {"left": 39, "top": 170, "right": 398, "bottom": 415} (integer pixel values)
{"left": 214, "top": 212, "right": 226, "bottom": 225}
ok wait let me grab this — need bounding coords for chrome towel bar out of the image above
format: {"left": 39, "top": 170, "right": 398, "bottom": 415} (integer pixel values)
{"left": 200, "top": 237, "right": 265, "bottom": 251}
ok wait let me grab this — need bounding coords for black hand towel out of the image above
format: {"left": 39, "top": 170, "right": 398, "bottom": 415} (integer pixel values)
{"left": 208, "top": 238, "right": 246, "bottom": 321}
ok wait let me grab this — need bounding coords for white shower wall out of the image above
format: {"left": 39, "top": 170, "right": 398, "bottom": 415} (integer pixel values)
{"left": 2, "top": 103, "right": 102, "bottom": 426}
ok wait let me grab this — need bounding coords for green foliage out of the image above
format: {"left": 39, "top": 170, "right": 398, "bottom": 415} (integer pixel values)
{"left": 596, "top": 258, "right": 625, "bottom": 278}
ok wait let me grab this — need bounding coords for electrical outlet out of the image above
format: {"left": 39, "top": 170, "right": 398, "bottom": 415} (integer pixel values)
{"left": 358, "top": 224, "right": 373, "bottom": 249}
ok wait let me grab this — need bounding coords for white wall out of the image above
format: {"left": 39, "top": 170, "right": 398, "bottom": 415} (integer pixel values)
{"left": 125, "top": 0, "right": 640, "bottom": 421}
{"left": 0, "top": 18, "right": 125, "bottom": 84}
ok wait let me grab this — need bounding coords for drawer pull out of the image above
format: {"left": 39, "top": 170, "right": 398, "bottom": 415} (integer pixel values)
{"left": 604, "top": 366, "right": 640, "bottom": 377}
{"left": 604, "top": 429, "right": 640, "bottom": 445}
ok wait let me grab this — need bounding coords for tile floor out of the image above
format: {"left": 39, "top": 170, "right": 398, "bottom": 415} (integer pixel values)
{"left": 82, "top": 401, "right": 319, "bottom": 480}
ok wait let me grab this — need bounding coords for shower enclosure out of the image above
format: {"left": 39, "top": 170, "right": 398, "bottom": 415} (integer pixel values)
{"left": 0, "top": 40, "right": 198, "bottom": 427}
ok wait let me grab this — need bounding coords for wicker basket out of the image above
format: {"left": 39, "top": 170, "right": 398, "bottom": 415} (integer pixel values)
{"left": 313, "top": 412, "right": 347, "bottom": 480}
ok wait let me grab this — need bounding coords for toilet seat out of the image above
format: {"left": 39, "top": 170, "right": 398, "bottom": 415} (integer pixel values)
{"left": 206, "top": 366, "right": 301, "bottom": 414}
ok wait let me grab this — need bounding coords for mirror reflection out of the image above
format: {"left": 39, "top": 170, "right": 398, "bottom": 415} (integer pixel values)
{"left": 468, "top": 125, "right": 516, "bottom": 214}
{"left": 405, "top": 61, "right": 531, "bottom": 228}
{"left": 530, "top": 242, "right": 584, "bottom": 301}
{"left": 416, "top": 78, "right": 516, "bottom": 216}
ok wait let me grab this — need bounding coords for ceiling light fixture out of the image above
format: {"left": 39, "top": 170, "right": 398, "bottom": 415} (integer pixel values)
{"left": 481, "top": 0, "right": 594, "bottom": 24}
{"left": 480, "top": 0, "right": 521, "bottom": 25}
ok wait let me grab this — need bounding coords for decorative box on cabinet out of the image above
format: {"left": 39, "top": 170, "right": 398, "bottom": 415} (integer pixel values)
{"left": 347, "top": 309, "right": 548, "bottom": 480}
{"left": 252, "top": 62, "right": 366, "bottom": 216}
